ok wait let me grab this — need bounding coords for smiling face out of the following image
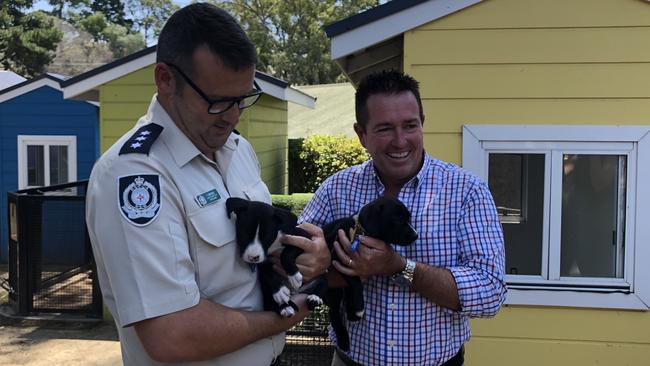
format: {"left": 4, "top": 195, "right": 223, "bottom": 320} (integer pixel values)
{"left": 354, "top": 91, "right": 425, "bottom": 195}
{"left": 160, "top": 44, "right": 256, "bottom": 158}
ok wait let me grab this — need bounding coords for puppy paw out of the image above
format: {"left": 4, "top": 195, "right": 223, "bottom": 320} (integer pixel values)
{"left": 273, "top": 286, "right": 291, "bottom": 305}
{"left": 306, "top": 295, "right": 323, "bottom": 310}
{"left": 288, "top": 272, "right": 303, "bottom": 290}
{"left": 280, "top": 305, "right": 296, "bottom": 318}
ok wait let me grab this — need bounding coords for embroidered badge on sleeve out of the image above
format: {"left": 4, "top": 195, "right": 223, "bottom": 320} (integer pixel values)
{"left": 118, "top": 174, "right": 162, "bottom": 226}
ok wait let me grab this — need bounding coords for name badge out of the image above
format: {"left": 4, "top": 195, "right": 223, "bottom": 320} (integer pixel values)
{"left": 195, "top": 189, "right": 221, "bottom": 207}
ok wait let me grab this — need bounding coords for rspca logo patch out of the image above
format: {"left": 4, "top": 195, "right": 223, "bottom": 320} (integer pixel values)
{"left": 118, "top": 174, "right": 161, "bottom": 226}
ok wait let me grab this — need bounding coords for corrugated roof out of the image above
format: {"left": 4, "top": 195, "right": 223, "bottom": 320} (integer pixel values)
{"left": 288, "top": 83, "right": 356, "bottom": 139}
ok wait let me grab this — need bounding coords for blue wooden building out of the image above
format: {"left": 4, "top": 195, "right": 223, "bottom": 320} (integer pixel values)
{"left": 0, "top": 74, "right": 99, "bottom": 262}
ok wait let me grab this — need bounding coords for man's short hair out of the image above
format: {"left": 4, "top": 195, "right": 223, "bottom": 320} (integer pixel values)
{"left": 156, "top": 3, "right": 256, "bottom": 78}
{"left": 355, "top": 70, "right": 424, "bottom": 127}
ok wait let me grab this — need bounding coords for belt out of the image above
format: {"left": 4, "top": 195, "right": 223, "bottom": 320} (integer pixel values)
{"left": 335, "top": 345, "right": 464, "bottom": 366}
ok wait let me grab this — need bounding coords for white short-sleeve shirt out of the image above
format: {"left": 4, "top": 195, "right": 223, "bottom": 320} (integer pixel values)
{"left": 86, "top": 95, "right": 284, "bottom": 365}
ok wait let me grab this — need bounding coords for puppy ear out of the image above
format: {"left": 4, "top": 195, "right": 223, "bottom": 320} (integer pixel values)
{"left": 273, "top": 207, "right": 298, "bottom": 231}
{"left": 226, "top": 197, "right": 249, "bottom": 218}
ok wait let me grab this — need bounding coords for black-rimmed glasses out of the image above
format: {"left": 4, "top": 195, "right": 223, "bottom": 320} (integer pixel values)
{"left": 166, "top": 63, "right": 263, "bottom": 115}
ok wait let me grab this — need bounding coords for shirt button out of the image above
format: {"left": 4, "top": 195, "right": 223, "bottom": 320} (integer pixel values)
{"left": 389, "top": 303, "right": 396, "bottom": 310}
{"left": 388, "top": 340, "right": 396, "bottom": 347}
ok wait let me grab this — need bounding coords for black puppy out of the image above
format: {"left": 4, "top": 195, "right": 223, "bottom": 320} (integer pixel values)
{"left": 226, "top": 197, "right": 326, "bottom": 318}
{"left": 322, "top": 195, "right": 418, "bottom": 351}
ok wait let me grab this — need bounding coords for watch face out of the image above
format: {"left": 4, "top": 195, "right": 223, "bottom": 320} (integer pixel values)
{"left": 394, "top": 275, "right": 411, "bottom": 287}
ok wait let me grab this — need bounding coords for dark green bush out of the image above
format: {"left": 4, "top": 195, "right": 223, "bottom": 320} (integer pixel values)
{"left": 289, "top": 135, "right": 368, "bottom": 193}
{"left": 271, "top": 193, "right": 313, "bottom": 216}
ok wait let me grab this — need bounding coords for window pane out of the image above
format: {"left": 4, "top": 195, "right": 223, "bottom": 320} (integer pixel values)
{"left": 561, "top": 154, "right": 625, "bottom": 278}
{"left": 489, "top": 153, "right": 545, "bottom": 275}
{"left": 27, "top": 145, "right": 45, "bottom": 186}
{"left": 49, "top": 145, "right": 69, "bottom": 185}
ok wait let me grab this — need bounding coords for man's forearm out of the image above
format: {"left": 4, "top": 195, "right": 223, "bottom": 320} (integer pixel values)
{"left": 411, "top": 262, "right": 461, "bottom": 311}
{"left": 135, "top": 297, "right": 309, "bottom": 363}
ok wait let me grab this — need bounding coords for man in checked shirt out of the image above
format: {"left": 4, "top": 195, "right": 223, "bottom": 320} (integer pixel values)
{"left": 299, "top": 70, "right": 507, "bottom": 366}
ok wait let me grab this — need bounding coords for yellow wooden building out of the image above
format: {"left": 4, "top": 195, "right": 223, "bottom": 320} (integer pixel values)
{"left": 61, "top": 46, "right": 315, "bottom": 194}
{"left": 326, "top": 0, "right": 650, "bottom": 364}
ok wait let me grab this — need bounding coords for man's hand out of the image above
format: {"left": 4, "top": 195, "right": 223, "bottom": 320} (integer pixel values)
{"left": 332, "top": 229, "right": 404, "bottom": 278}
{"left": 277, "top": 223, "right": 331, "bottom": 283}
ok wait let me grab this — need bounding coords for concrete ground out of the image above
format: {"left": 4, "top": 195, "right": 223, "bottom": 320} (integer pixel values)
{"left": 1, "top": 267, "right": 122, "bottom": 366}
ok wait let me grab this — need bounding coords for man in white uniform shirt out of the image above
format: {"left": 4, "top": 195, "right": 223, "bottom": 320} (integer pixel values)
{"left": 86, "top": 4, "right": 330, "bottom": 365}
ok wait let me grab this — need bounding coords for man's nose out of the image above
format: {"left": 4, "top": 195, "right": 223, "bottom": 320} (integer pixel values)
{"left": 393, "top": 128, "right": 408, "bottom": 146}
{"left": 221, "top": 104, "right": 242, "bottom": 124}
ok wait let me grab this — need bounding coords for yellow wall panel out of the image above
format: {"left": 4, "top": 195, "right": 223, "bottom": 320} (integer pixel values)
{"left": 407, "top": 27, "right": 650, "bottom": 65}
{"left": 109, "top": 65, "right": 155, "bottom": 85}
{"left": 102, "top": 85, "right": 156, "bottom": 103}
{"left": 410, "top": 63, "right": 650, "bottom": 99}
{"left": 465, "top": 335, "right": 650, "bottom": 366}
{"left": 422, "top": 0, "right": 650, "bottom": 30}
{"left": 422, "top": 99, "right": 650, "bottom": 134}
{"left": 401, "top": 0, "right": 650, "bottom": 363}
{"left": 471, "top": 306, "right": 650, "bottom": 343}
{"left": 423, "top": 133, "right": 461, "bottom": 165}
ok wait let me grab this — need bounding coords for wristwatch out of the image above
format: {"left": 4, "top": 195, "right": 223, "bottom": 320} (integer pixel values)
{"left": 391, "top": 258, "right": 416, "bottom": 287}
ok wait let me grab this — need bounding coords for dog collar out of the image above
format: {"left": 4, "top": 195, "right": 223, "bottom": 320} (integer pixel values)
{"left": 350, "top": 214, "right": 366, "bottom": 252}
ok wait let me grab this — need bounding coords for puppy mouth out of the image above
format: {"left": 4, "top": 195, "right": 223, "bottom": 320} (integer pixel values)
{"left": 387, "top": 151, "right": 410, "bottom": 160}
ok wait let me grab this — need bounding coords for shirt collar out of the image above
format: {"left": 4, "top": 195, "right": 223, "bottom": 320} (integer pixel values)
{"left": 148, "top": 95, "right": 239, "bottom": 167}
{"left": 364, "top": 152, "right": 433, "bottom": 195}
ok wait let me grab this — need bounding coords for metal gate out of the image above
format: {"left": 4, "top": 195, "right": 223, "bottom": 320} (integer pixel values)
{"left": 7, "top": 180, "right": 102, "bottom": 318}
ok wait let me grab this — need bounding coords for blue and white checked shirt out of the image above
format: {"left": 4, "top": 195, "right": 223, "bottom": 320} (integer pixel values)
{"left": 299, "top": 154, "right": 507, "bottom": 366}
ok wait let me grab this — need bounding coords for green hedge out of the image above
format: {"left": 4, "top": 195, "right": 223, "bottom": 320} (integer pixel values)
{"left": 271, "top": 193, "right": 313, "bottom": 216}
{"left": 289, "top": 135, "right": 368, "bottom": 193}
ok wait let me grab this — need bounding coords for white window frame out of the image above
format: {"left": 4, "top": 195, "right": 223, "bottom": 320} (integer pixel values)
{"left": 463, "top": 125, "right": 650, "bottom": 310}
{"left": 17, "top": 135, "right": 77, "bottom": 189}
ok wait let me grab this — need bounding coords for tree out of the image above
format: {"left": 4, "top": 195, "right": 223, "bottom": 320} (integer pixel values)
{"left": 90, "top": 0, "right": 131, "bottom": 26}
{"left": 126, "top": 0, "right": 179, "bottom": 45}
{"left": 216, "top": 0, "right": 380, "bottom": 85}
{"left": 47, "top": 0, "right": 88, "bottom": 19}
{"left": 0, "top": 1, "right": 62, "bottom": 77}
{"left": 75, "top": 12, "right": 145, "bottom": 58}
{"left": 47, "top": 16, "right": 114, "bottom": 76}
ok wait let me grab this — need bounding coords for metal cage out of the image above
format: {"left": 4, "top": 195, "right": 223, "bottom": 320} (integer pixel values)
{"left": 7, "top": 180, "right": 102, "bottom": 318}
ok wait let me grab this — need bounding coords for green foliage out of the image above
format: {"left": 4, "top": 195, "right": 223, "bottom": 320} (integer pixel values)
{"left": 296, "top": 135, "right": 368, "bottom": 193}
{"left": 125, "top": 0, "right": 179, "bottom": 45}
{"left": 271, "top": 193, "right": 313, "bottom": 216}
{"left": 215, "top": 0, "right": 380, "bottom": 85}
{"left": 0, "top": 3, "right": 62, "bottom": 77}
{"left": 74, "top": 11, "right": 145, "bottom": 58}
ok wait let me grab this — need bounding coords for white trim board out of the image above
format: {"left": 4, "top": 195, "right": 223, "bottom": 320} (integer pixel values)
{"left": 462, "top": 124, "right": 650, "bottom": 310}
{"left": 0, "top": 78, "right": 61, "bottom": 104}
{"left": 330, "top": 0, "right": 482, "bottom": 59}
{"left": 17, "top": 135, "right": 78, "bottom": 190}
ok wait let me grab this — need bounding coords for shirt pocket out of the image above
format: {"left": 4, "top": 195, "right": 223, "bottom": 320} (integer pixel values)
{"left": 243, "top": 179, "right": 271, "bottom": 204}
{"left": 189, "top": 201, "right": 236, "bottom": 247}
{"left": 189, "top": 201, "right": 245, "bottom": 298}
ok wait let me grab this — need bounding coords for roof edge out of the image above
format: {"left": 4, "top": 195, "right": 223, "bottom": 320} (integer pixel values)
{"left": 325, "top": 0, "right": 427, "bottom": 37}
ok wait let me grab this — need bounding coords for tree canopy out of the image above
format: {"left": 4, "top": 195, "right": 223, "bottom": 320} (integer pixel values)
{"left": 216, "top": 0, "right": 380, "bottom": 85}
{"left": 0, "top": 0, "right": 62, "bottom": 77}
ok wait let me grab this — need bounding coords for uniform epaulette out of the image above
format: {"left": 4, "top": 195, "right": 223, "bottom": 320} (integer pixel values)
{"left": 119, "top": 123, "right": 164, "bottom": 156}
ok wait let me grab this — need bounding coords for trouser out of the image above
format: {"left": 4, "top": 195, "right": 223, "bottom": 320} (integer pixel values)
{"left": 331, "top": 345, "right": 465, "bottom": 366}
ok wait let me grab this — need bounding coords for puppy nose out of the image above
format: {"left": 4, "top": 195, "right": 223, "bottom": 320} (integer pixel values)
{"left": 249, "top": 255, "right": 260, "bottom": 262}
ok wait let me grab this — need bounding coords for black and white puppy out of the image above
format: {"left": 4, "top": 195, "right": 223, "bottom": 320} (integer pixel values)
{"left": 226, "top": 197, "right": 326, "bottom": 318}
{"left": 322, "top": 195, "right": 418, "bottom": 351}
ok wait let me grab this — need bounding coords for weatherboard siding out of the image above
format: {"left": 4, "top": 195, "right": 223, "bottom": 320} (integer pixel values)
{"left": 0, "top": 86, "right": 98, "bottom": 262}
{"left": 402, "top": 0, "right": 650, "bottom": 363}
{"left": 98, "top": 66, "right": 288, "bottom": 194}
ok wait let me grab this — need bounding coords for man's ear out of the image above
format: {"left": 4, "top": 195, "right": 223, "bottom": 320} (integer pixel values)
{"left": 226, "top": 197, "right": 249, "bottom": 218}
{"left": 354, "top": 123, "right": 367, "bottom": 148}
{"left": 154, "top": 63, "right": 176, "bottom": 96}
